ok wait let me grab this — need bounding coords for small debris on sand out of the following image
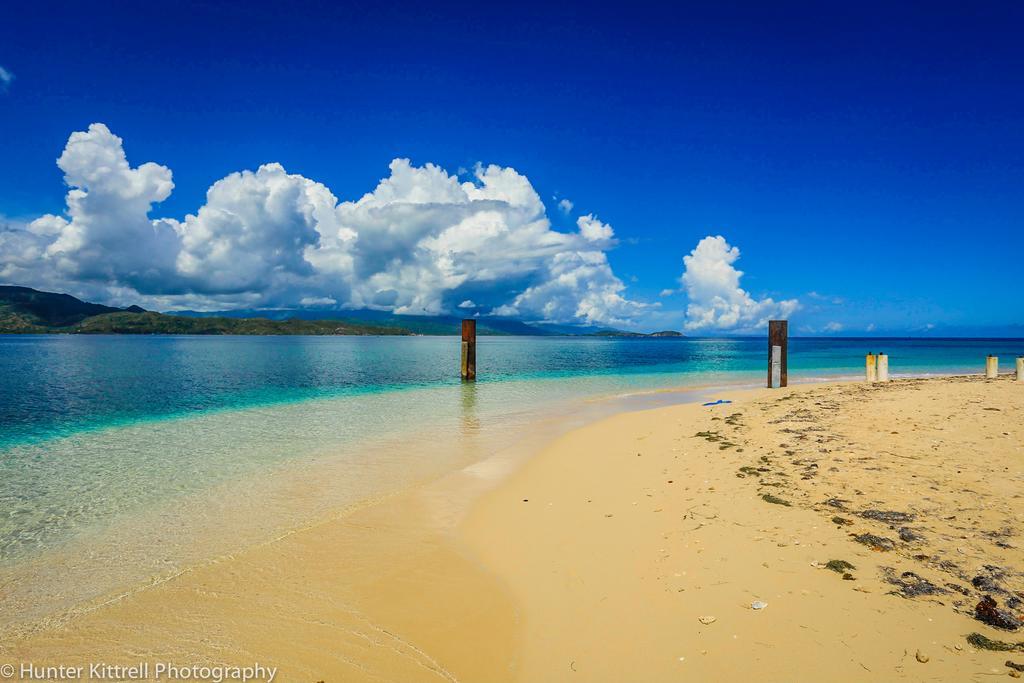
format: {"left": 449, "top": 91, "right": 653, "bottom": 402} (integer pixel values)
{"left": 697, "top": 616, "right": 717, "bottom": 625}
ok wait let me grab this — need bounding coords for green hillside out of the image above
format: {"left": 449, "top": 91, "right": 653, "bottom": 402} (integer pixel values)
{"left": 0, "top": 286, "right": 412, "bottom": 335}
{"left": 0, "top": 285, "right": 128, "bottom": 329}
{"left": 1, "top": 285, "right": 685, "bottom": 337}
{"left": 70, "top": 311, "right": 411, "bottom": 335}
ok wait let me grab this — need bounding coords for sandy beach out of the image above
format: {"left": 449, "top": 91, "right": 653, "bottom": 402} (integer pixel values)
{"left": 3, "top": 374, "right": 1023, "bottom": 681}
{"left": 6, "top": 6, "right": 1022, "bottom": 680}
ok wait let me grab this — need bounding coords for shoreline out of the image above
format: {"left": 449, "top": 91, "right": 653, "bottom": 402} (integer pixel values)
{"left": 0, "top": 371, "right": 726, "bottom": 644}
{"left": 2, "top": 359, "right": 1006, "bottom": 451}
{"left": 2, "top": 374, "right": 1023, "bottom": 681}
{"left": 0, "top": 364, "right": 919, "bottom": 637}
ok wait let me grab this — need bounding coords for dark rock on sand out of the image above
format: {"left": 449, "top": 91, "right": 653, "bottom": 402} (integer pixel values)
{"left": 975, "top": 595, "right": 1022, "bottom": 631}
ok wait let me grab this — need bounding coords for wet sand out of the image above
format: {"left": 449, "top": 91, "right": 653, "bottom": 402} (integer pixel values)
{"left": 3, "top": 374, "right": 1023, "bottom": 681}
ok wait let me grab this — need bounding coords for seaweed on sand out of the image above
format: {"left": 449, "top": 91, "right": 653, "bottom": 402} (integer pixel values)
{"left": 859, "top": 509, "right": 915, "bottom": 524}
{"left": 825, "top": 560, "right": 856, "bottom": 573}
{"left": 854, "top": 534, "right": 896, "bottom": 552}
{"left": 880, "top": 568, "right": 946, "bottom": 598}
{"left": 761, "top": 493, "right": 791, "bottom": 506}
{"left": 966, "top": 633, "right": 1024, "bottom": 652}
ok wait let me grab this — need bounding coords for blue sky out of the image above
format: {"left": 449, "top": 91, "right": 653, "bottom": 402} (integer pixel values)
{"left": 1, "top": 1, "right": 1022, "bottom": 334}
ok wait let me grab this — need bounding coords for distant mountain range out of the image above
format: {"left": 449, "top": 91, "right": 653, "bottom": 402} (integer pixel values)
{"left": 170, "top": 307, "right": 682, "bottom": 336}
{"left": 172, "top": 307, "right": 560, "bottom": 335}
{"left": 0, "top": 286, "right": 684, "bottom": 337}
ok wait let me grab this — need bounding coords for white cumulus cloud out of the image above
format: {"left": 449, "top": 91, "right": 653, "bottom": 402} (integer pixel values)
{"left": 680, "top": 235, "right": 798, "bottom": 332}
{"left": 557, "top": 198, "right": 573, "bottom": 214}
{"left": 28, "top": 124, "right": 181, "bottom": 293}
{"left": 2, "top": 124, "right": 650, "bottom": 327}
{"left": 576, "top": 214, "right": 614, "bottom": 243}
{"left": 499, "top": 250, "right": 652, "bottom": 326}
{"left": 0, "top": 66, "right": 13, "bottom": 91}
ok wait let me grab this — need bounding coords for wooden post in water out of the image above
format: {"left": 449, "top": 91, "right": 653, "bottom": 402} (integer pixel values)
{"left": 461, "top": 319, "right": 477, "bottom": 381}
{"left": 767, "top": 320, "right": 788, "bottom": 388}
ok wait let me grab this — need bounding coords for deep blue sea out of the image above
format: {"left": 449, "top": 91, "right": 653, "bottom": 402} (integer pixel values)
{"left": 0, "top": 334, "right": 1021, "bottom": 632}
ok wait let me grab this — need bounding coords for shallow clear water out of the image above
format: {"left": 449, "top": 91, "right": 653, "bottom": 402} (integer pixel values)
{"left": 0, "top": 334, "right": 1021, "bottom": 632}
{"left": 4, "top": 335, "right": 1022, "bottom": 448}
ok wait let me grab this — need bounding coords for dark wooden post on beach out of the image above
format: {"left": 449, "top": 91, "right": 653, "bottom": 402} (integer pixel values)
{"left": 461, "top": 319, "right": 477, "bottom": 381}
{"left": 767, "top": 320, "right": 788, "bottom": 388}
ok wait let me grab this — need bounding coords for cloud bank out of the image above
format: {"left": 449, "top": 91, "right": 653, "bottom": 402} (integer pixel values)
{"left": 3, "top": 125, "right": 805, "bottom": 332}
{"left": 679, "top": 235, "right": 798, "bottom": 332}
{"left": 1, "top": 124, "right": 650, "bottom": 325}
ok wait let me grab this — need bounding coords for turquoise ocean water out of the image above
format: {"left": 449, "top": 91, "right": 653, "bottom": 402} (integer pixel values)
{"left": 0, "top": 335, "right": 1022, "bottom": 633}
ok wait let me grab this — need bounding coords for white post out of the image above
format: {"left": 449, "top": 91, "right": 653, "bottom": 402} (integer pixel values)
{"left": 771, "top": 345, "right": 782, "bottom": 388}
{"left": 985, "top": 355, "right": 998, "bottom": 379}
{"left": 1016, "top": 357, "right": 1023, "bottom": 382}
{"left": 877, "top": 353, "right": 889, "bottom": 382}
{"left": 865, "top": 353, "right": 877, "bottom": 383}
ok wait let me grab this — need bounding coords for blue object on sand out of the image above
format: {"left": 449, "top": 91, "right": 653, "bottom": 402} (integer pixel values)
{"left": 702, "top": 399, "right": 733, "bottom": 407}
